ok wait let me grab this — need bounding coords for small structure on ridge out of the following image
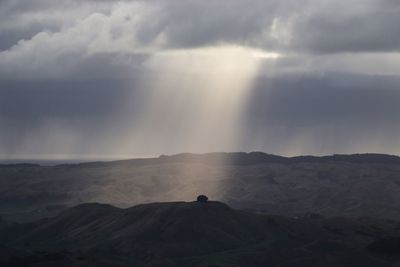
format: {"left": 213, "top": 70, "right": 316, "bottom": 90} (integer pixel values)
{"left": 197, "top": 195, "right": 209, "bottom": 203}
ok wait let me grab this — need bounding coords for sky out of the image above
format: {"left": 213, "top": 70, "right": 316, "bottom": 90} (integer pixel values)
{"left": 1, "top": 0, "right": 400, "bottom": 159}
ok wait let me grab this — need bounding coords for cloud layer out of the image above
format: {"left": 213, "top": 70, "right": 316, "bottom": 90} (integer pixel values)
{"left": 1, "top": 0, "right": 400, "bottom": 158}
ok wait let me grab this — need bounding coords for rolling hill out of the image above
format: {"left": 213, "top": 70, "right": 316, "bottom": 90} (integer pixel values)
{"left": 1, "top": 200, "right": 399, "bottom": 266}
{"left": 2, "top": 152, "right": 400, "bottom": 222}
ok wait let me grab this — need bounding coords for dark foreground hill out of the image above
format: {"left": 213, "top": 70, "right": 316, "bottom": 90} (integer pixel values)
{"left": 1, "top": 200, "right": 400, "bottom": 267}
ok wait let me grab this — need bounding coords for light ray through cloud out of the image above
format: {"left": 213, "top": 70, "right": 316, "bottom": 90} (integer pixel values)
{"left": 115, "top": 46, "right": 280, "bottom": 156}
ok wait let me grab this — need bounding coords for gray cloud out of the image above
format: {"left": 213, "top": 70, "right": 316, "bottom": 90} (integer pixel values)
{"left": 2, "top": 72, "right": 400, "bottom": 158}
{"left": 1, "top": 0, "right": 400, "bottom": 80}
{"left": 1, "top": 0, "right": 400, "bottom": 158}
{"left": 291, "top": 1, "right": 400, "bottom": 54}
{"left": 1, "top": 0, "right": 398, "bottom": 54}
{"left": 239, "top": 73, "right": 400, "bottom": 155}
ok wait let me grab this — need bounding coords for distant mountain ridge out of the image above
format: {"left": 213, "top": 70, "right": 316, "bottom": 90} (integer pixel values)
{"left": 3, "top": 152, "right": 400, "bottom": 167}
{"left": 42, "top": 152, "right": 400, "bottom": 168}
{"left": 157, "top": 152, "right": 400, "bottom": 165}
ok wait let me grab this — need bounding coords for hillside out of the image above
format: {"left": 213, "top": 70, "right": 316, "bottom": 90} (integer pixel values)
{"left": 2, "top": 152, "right": 400, "bottom": 222}
{"left": 1, "top": 200, "right": 399, "bottom": 266}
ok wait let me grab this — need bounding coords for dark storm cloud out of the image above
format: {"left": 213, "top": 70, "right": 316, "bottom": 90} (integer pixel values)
{"left": 0, "top": 80, "right": 128, "bottom": 119}
{"left": 0, "top": 0, "right": 399, "bottom": 81}
{"left": 140, "top": 1, "right": 279, "bottom": 49}
{"left": 239, "top": 73, "right": 400, "bottom": 155}
{"left": 1, "top": 0, "right": 400, "bottom": 57}
{"left": 291, "top": 4, "right": 400, "bottom": 54}
{"left": 0, "top": 78, "right": 143, "bottom": 156}
{"left": 1, "top": 0, "right": 400, "bottom": 157}
{"left": 2, "top": 71, "right": 400, "bottom": 157}
{"left": 247, "top": 73, "right": 400, "bottom": 127}
{"left": 107, "top": 0, "right": 400, "bottom": 54}
{"left": 0, "top": 0, "right": 112, "bottom": 51}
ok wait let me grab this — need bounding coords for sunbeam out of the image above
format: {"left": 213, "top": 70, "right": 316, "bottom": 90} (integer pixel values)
{"left": 116, "top": 45, "right": 280, "bottom": 157}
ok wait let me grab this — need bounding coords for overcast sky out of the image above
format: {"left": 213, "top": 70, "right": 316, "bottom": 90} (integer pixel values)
{"left": 1, "top": 0, "right": 400, "bottom": 159}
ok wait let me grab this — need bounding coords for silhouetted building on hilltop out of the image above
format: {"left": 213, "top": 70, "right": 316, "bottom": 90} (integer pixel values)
{"left": 197, "top": 195, "right": 208, "bottom": 203}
